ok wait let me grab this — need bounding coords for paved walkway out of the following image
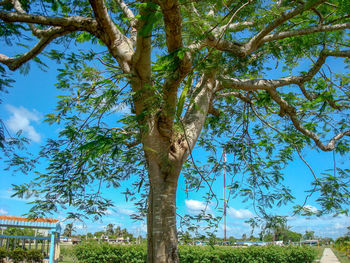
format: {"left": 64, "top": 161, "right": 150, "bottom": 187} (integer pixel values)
{"left": 320, "top": 248, "right": 340, "bottom": 263}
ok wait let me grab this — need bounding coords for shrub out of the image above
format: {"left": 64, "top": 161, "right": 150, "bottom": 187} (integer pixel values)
{"left": 74, "top": 242, "right": 146, "bottom": 263}
{"left": 26, "top": 249, "right": 44, "bottom": 263}
{"left": 9, "top": 248, "right": 26, "bottom": 263}
{"left": 0, "top": 247, "right": 8, "bottom": 263}
{"left": 73, "top": 242, "right": 317, "bottom": 263}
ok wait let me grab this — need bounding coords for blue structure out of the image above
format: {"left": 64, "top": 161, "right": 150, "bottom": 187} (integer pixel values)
{"left": 0, "top": 215, "right": 61, "bottom": 263}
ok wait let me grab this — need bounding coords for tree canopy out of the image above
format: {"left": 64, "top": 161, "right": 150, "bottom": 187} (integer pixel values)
{"left": 1, "top": 0, "right": 350, "bottom": 262}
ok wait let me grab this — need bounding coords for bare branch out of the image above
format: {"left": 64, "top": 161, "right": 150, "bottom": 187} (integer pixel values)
{"left": 216, "top": 91, "right": 252, "bottom": 104}
{"left": 218, "top": 52, "right": 328, "bottom": 91}
{"left": 9, "top": 0, "right": 43, "bottom": 36}
{"left": 114, "top": 0, "right": 136, "bottom": 27}
{"left": 201, "top": 0, "right": 329, "bottom": 56}
{"left": 0, "top": 27, "right": 74, "bottom": 70}
{"left": 324, "top": 49, "right": 350, "bottom": 57}
{"left": 261, "top": 23, "right": 350, "bottom": 44}
{"left": 0, "top": 11, "right": 98, "bottom": 32}
{"left": 114, "top": 0, "right": 137, "bottom": 43}
{"left": 188, "top": 37, "right": 245, "bottom": 57}
{"left": 244, "top": 0, "right": 327, "bottom": 53}
{"left": 268, "top": 88, "right": 350, "bottom": 151}
{"left": 215, "top": 21, "right": 254, "bottom": 34}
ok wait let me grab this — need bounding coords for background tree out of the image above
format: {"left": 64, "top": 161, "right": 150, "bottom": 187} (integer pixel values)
{"left": 303, "top": 230, "right": 316, "bottom": 240}
{"left": 1, "top": 0, "right": 350, "bottom": 262}
{"left": 179, "top": 231, "right": 192, "bottom": 245}
{"left": 63, "top": 223, "right": 75, "bottom": 238}
{"left": 260, "top": 216, "right": 288, "bottom": 241}
{"left": 105, "top": 223, "right": 115, "bottom": 237}
{"left": 93, "top": 231, "right": 105, "bottom": 239}
{"left": 282, "top": 229, "right": 302, "bottom": 243}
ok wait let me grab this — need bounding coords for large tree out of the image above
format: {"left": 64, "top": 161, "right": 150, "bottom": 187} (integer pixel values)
{"left": 1, "top": 0, "right": 350, "bottom": 262}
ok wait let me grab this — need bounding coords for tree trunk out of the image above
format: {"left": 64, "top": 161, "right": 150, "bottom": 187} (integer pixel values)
{"left": 146, "top": 159, "right": 180, "bottom": 263}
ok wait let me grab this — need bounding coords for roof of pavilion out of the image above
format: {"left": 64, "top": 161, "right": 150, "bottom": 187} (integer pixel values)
{"left": 0, "top": 215, "right": 60, "bottom": 229}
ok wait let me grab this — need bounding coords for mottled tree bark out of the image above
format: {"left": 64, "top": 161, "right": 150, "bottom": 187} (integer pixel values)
{"left": 147, "top": 171, "right": 179, "bottom": 263}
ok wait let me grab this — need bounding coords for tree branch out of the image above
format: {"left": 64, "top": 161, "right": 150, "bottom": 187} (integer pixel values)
{"left": 182, "top": 73, "right": 217, "bottom": 152}
{"left": 218, "top": 51, "right": 328, "bottom": 91}
{"left": 268, "top": 88, "right": 350, "bottom": 151}
{"left": 158, "top": 0, "right": 183, "bottom": 52}
{"left": 216, "top": 91, "right": 252, "bottom": 104}
{"left": 0, "top": 27, "right": 74, "bottom": 70}
{"left": 244, "top": 0, "right": 327, "bottom": 53}
{"left": 114, "top": 0, "right": 137, "bottom": 43}
{"left": 200, "top": 0, "right": 329, "bottom": 57}
{"left": 114, "top": 0, "right": 136, "bottom": 27}
{"left": 261, "top": 22, "right": 350, "bottom": 44}
{"left": 89, "top": 0, "right": 133, "bottom": 72}
{"left": 9, "top": 0, "right": 41, "bottom": 36}
{"left": 0, "top": 11, "right": 98, "bottom": 32}
{"left": 156, "top": 0, "right": 193, "bottom": 138}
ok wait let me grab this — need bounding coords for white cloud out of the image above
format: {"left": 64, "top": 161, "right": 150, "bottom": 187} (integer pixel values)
{"left": 117, "top": 207, "right": 134, "bottom": 216}
{"left": 227, "top": 208, "right": 253, "bottom": 219}
{"left": 185, "top": 199, "right": 206, "bottom": 214}
{"left": 5, "top": 105, "right": 41, "bottom": 142}
{"left": 107, "top": 207, "right": 135, "bottom": 216}
{"left": 303, "top": 205, "right": 318, "bottom": 213}
{"left": 334, "top": 223, "right": 344, "bottom": 230}
{"left": 112, "top": 104, "right": 131, "bottom": 115}
{"left": 0, "top": 208, "right": 8, "bottom": 215}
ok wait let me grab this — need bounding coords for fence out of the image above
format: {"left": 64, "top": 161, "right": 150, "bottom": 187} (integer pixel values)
{"left": 0, "top": 215, "right": 61, "bottom": 263}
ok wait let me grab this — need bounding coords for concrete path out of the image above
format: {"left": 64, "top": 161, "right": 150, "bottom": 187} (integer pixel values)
{"left": 320, "top": 248, "right": 340, "bottom": 263}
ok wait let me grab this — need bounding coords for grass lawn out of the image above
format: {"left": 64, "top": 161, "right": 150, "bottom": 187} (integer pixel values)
{"left": 59, "top": 257, "right": 74, "bottom": 263}
{"left": 331, "top": 248, "right": 350, "bottom": 263}
{"left": 59, "top": 244, "right": 75, "bottom": 263}
{"left": 313, "top": 246, "right": 325, "bottom": 262}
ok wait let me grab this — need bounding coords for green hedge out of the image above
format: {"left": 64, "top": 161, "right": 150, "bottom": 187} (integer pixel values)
{"left": 0, "top": 248, "right": 43, "bottom": 263}
{"left": 0, "top": 247, "right": 7, "bottom": 263}
{"left": 73, "top": 242, "right": 316, "bottom": 263}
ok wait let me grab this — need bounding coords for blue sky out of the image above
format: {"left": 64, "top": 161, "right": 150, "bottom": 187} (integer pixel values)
{"left": 1, "top": 43, "right": 349, "bottom": 240}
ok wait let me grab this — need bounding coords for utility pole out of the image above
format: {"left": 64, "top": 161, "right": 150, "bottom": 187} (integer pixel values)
{"left": 223, "top": 148, "right": 227, "bottom": 241}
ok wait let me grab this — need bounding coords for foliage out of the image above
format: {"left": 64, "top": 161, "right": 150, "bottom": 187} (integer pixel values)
{"left": 332, "top": 247, "right": 350, "bottom": 263}
{"left": 73, "top": 242, "right": 146, "bottom": 263}
{"left": 180, "top": 245, "right": 316, "bottom": 263}
{"left": 26, "top": 249, "right": 44, "bottom": 263}
{"left": 1, "top": 0, "right": 350, "bottom": 260}
{"left": 0, "top": 248, "right": 44, "bottom": 263}
{"left": 248, "top": 215, "right": 301, "bottom": 242}
{"left": 73, "top": 242, "right": 317, "bottom": 263}
{"left": 0, "top": 247, "right": 7, "bottom": 263}
{"left": 8, "top": 248, "right": 26, "bottom": 263}
{"left": 335, "top": 236, "right": 350, "bottom": 252}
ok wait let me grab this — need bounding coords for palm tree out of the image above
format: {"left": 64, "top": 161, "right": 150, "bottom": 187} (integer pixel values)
{"left": 115, "top": 226, "right": 122, "bottom": 237}
{"left": 63, "top": 223, "right": 75, "bottom": 237}
{"left": 262, "top": 216, "right": 287, "bottom": 241}
{"left": 105, "top": 223, "right": 115, "bottom": 237}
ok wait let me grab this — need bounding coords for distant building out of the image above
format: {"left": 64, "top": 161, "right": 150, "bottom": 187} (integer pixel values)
{"left": 300, "top": 240, "right": 319, "bottom": 246}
